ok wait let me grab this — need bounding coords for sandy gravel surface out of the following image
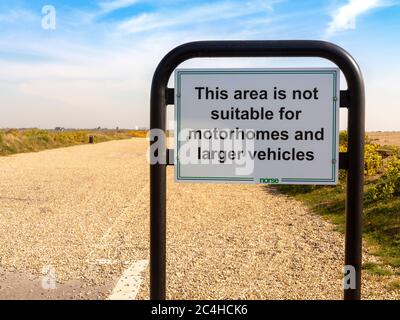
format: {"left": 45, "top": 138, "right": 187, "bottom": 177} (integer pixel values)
{"left": 0, "top": 139, "right": 150, "bottom": 299}
{"left": 138, "top": 176, "right": 399, "bottom": 300}
{"left": 0, "top": 139, "right": 398, "bottom": 299}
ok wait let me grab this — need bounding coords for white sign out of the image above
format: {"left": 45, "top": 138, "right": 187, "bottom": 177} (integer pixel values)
{"left": 174, "top": 68, "right": 339, "bottom": 185}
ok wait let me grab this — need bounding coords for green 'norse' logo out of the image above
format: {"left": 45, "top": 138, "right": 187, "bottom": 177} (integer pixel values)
{"left": 259, "top": 178, "right": 279, "bottom": 184}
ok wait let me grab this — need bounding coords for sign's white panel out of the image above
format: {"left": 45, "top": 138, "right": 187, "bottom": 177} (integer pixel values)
{"left": 175, "top": 68, "right": 340, "bottom": 185}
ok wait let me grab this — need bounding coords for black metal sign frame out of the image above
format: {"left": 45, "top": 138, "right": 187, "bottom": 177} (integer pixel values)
{"left": 150, "top": 40, "right": 365, "bottom": 300}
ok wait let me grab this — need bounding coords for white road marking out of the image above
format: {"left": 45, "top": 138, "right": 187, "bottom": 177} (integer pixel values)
{"left": 108, "top": 259, "right": 149, "bottom": 300}
{"left": 85, "top": 186, "right": 148, "bottom": 262}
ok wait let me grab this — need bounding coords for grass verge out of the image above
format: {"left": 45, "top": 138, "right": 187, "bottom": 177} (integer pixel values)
{"left": 275, "top": 181, "right": 400, "bottom": 274}
{"left": 0, "top": 129, "right": 147, "bottom": 156}
{"left": 275, "top": 133, "right": 400, "bottom": 277}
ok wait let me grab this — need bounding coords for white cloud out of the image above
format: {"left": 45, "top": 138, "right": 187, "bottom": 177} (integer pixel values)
{"left": 73, "top": 0, "right": 139, "bottom": 25}
{"left": 98, "top": 0, "right": 139, "bottom": 14}
{"left": 117, "top": 1, "right": 276, "bottom": 34}
{"left": 326, "top": 0, "right": 389, "bottom": 36}
{"left": 0, "top": 9, "right": 37, "bottom": 23}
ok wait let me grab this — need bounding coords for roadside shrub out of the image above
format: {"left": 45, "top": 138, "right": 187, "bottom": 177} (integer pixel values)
{"left": 364, "top": 143, "right": 383, "bottom": 176}
{"left": 339, "top": 131, "right": 348, "bottom": 146}
{"left": 338, "top": 144, "right": 347, "bottom": 184}
{"left": 367, "top": 156, "right": 400, "bottom": 201}
{"left": 338, "top": 132, "right": 383, "bottom": 177}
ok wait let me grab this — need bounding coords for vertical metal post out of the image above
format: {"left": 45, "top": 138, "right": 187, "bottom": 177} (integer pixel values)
{"left": 150, "top": 40, "right": 365, "bottom": 300}
{"left": 345, "top": 70, "right": 365, "bottom": 300}
{"left": 150, "top": 80, "right": 167, "bottom": 300}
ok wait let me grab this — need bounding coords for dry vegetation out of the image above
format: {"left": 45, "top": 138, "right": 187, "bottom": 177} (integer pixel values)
{"left": 368, "top": 132, "right": 400, "bottom": 148}
{"left": 0, "top": 129, "right": 147, "bottom": 156}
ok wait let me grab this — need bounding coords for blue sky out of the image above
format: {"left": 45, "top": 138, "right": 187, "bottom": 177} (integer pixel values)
{"left": 0, "top": 0, "right": 399, "bottom": 130}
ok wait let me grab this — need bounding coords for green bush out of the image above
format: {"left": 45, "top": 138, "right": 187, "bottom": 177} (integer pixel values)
{"left": 339, "top": 131, "right": 348, "bottom": 145}
{"left": 364, "top": 143, "right": 383, "bottom": 176}
{"left": 367, "top": 156, "right": 400, "bottom": 201}
{"left": 339, "top": 132, "right": 383, "bottom": 177}
{"left": 338, "top": 144, "right": 347, "bottom": 184}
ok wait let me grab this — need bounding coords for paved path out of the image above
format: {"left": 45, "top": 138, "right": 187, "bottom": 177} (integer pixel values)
{"left": 0, "top": 139, "right": 398, "bottom": 299}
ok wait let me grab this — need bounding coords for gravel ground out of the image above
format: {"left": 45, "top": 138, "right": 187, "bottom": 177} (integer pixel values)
{"left": 0, "top": 138, "right": 150, "bottom": 299}
{"left": 0, "top": 139, "right": 398, "bottom": 299}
